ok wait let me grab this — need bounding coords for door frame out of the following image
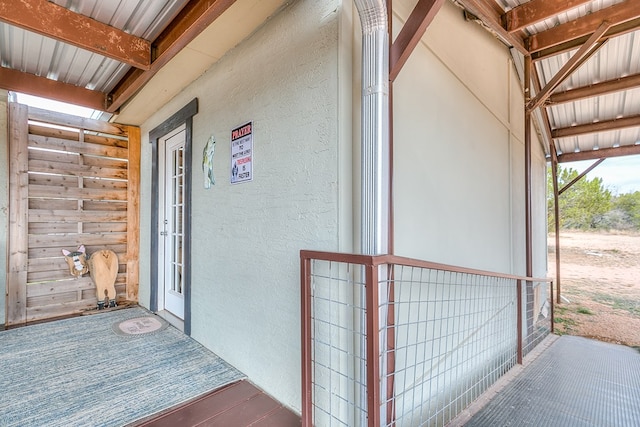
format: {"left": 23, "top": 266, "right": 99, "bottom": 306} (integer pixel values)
{"left": 149, "top": 98, "right": 197, "bottom": 335}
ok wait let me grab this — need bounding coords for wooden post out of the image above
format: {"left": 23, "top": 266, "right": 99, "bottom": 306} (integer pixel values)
{"left": 7, "top": 103, "right": 29, "bottom": 326}
{"left": 126, "top": 126, "right": 141, "bottom": 302}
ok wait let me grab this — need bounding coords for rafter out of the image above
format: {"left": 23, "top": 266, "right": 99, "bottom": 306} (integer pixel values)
{"left": 532, "top": 17, "right": 640, "bottom": 61}
{"left": 456, "top": 0, "right": 527, "bottom": 55}
{"left": 0, "top": 66, "right": 107, "bottom": 111}
{"left": 107, "top": 0, "right": 237, "bottom": 113}
{"left": 549, "top": 73, "right": 640, "bottom": 105}
{"left": 527, "top": 22, "right": 610, "bottom": 112}
{"left": 552, "top": 115, "right": 640, "bottom": 139}
{"left": 390, "top": 0, "right": 445, "bottom": 82}
{"left": 0, "top": 0, "right": 150, "bottom": 70}
{"left": 557, "top": 144, "right": 640, "bottom": 163}
{"left": 505, "top": 0, "right": 591, "bottom": 33}
{"left": 528, "top": 0, "right": 640, "bottom": 54}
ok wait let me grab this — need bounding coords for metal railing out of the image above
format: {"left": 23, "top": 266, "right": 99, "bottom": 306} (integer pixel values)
{"left": 301, "top": 251, "right": 553, "bottom": 426}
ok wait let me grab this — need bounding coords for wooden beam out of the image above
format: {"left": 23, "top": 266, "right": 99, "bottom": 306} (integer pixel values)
{"left": 557, "top": 144, "right": 640, "bottom": 162}
{"left": 528, "top": 0, "right": 640, "bottom": 54}
{"left": 0, "top": 66, "right": 108, "bottom": 111}
{"left": 390, "top": 0, "right": 445, "bottom": 82}
{"left": 527, "top": 22, "right": 610, "bottom": 112}
{"left": 549, "top": 73, "right": 640, "bottom": 105}
{"left": 0, "top": 0, "right": 150, "bottom": 70}
{"left": 107, "top": 0, "right": 237, "bottom": 112}
{"left": 456, "top": 0, "right": 527, "bottom": 55}
{"left": 533, "top": 17, "right": 640, "bottom": 61}
{"left": 505, "top": 0, "right": 591, "bottom": 33}
{"left": 552, "top": 115, "right": 640, "bottom": 138}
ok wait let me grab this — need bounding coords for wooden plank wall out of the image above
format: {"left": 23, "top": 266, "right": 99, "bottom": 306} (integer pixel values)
{"left": 7, "top": 104, "right": 140, "bottom": 325}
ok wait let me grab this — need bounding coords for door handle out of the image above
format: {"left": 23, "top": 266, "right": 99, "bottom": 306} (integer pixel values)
{"left": 160, "top": 231, "right": 168, "bottom": 236}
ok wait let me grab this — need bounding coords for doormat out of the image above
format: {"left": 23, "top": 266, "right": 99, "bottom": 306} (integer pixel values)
{"left": 112, "top": 315, "right": 169, "bottom": 337}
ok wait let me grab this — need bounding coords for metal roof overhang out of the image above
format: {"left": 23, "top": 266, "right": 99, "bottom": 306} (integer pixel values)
{"left": 0, "top": 0, "right": 639, "bottom": 162}
{"left": 455, "top": 0, "right": 640, "bottom": 163}
{"left": 0, "top": 0, "right": 287, "bottom": 122}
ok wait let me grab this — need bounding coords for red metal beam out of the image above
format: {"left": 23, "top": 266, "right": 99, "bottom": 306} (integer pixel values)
{"left": 390, "top": 0, "right": 445, "bottom": 82}
{"left": 528, "top": 0, "right": 640, "bottom": 54}
{"left": 0, "top": 0, "right": 150, "bottom": 70}
{"left": 549, "top": 73, "right": 640, "bottom": 105}
{"left": 557, "top": 144, "right": 640, "bottom": 163}
{"left": 107, "top": 0, "right": 237, "bottom": 112}
{"left": 0, "top": 66, "right": 107, "bottom": 111}
{"left": 552, "top": 115, "right": 640, "bottom": 139}
{"left": 504, "top": 0, "right": 592, "bottom": 33}
{"left": 527, "top": 22, "right": 610, "bottom": 112}
{"left": 456, "top": 0, "right": 527, "bottom": 55}
{"left": 558, "top": 158, "right": 606, "bottom": 195}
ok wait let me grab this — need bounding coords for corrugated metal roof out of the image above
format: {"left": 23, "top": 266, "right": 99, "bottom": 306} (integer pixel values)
{"left": 0, "top": 0, "right": 188, "bottom": 93}
{"left": 495, "top": 0, "right": 640, "bottom": 158}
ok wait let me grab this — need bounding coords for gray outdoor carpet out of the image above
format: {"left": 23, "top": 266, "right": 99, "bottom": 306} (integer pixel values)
{"left": 0, "top": 307, "right": 245, "bottom": 427}
{"left": 466, "top": 335, "right": 640, "bottom": 426}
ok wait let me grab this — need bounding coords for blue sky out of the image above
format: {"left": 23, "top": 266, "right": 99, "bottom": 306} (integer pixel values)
{"left": 566, "top": 154, "right": 640, "bottom": 195}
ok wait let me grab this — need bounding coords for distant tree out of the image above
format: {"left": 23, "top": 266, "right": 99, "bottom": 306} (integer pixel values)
{"left": 547, "top": 165, "right": 612, "bottom": 230}
{"left": 612, "top": 191, "right": 640, "bottom": 229}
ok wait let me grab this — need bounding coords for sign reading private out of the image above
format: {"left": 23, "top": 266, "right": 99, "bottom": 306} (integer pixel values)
{"left": 230, "top": 122, "right": 253, "bottom": 184}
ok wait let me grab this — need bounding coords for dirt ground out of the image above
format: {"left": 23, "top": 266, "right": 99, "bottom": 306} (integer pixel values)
{"left": 548, "top": 231, "right": 640, "bottom": 348}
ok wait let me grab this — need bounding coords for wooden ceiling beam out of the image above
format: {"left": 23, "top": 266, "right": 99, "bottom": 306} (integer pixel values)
{"left": 557, "top": 144, "right": 640, "bottom": 163}
{"left": 0, "top": 66, "right": 107, "bottom": 111}
{"left": 456, "top": 0, "right": 527, "bottom": 55}
{"left": 390, "top": 0, "right": 445, "bottom": 82}
{"left": 552, "top": 115, "right": 640, "bottom": 139}
{"left": 106, "top": 0, "right": 237, "bottom": 113}
{"left": 0, "top": 0, "right": 150, "bottom": 70}
{"left": 504, "top": 0, "right": 591, "bottom": 33}
{"left": 549, "top": 73, "right": 640, "bottom": 105}
{"left": 528, "top": 0, "right": 640, "bottom": 54}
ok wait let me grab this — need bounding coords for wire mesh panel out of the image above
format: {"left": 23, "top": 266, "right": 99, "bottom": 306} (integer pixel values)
{"left": 308, "top": 259, "right": 368, "bottom": 426}
{"left": 379, "top": 266, "right": 518, "bottom": 426}
{"left": 522, "top": 280, "right": 553, "bottom": 357}
{"left": 301, "top": 251, "right": 552, "bottom": 427}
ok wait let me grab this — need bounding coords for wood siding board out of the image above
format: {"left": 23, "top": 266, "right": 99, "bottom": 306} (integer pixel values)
{"left": 26, "top": 278, "right": 95, "bottom": 297}
{"left": 7, "top": 103, "right": 30, "bottom": 326}
{"left": 29, "top": 124, "right": 129, "bottom": 148}
{"left": 28, "top": 184, "right": 127, "bottom": 201}
{"left": 25, "top": 300, "right": 96, "bottom": 322}
{"left": 28, "top": 107, "right": 127, "bottom": 136}
{"left": 28, "top": 160, "right": 129, "bottom": 180}
{"left": 126, "top": 126, "right": 141, "bottom": 302}
{"left": 29, "top": 134, "right": 129, "bottom": 158}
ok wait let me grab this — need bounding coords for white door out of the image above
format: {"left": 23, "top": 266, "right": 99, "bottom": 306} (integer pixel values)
{"left": 159, "top": 125, "right": 186, "bottom": 319}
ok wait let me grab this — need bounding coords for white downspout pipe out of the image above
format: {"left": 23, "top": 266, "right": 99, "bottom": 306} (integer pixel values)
{"left": 354, "top": 1, "right": 391, "bottom": 425}
{"left": 355, "top": 0, "right": 390, "bottom": 256}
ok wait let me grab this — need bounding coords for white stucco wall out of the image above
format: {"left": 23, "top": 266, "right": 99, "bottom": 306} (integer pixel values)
{"left": 392, "top": 0, "right": 547, "bottom": 277}
{"left": 1, "top": 90, "right": 7, "bottom": 327}
{"left": 136, "top": 0, "right": 350, "bottom": 412}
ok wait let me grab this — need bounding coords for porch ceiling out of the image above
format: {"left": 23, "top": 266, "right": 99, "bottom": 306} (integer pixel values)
{"left": 456, "top": 0, "right": 640, "bottom": 163}
{"left": 0, "top": 0, "right": 287, "bottom": 124}
{"left": 1, "top": 0, "right": 640, "bottom": 161}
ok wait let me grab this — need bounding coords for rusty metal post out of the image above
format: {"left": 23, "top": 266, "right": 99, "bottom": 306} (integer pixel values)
{"left": 550, "top": 280, "right": 555, "bottom": 334}
{"left": 300, "top": 255, "right": 313, "bottom": 427}
{"left": 366, "top": 263, "right": 381, "bottom": 427}
{"left": 517, "top": 279, "right": 523, "bottom": 364}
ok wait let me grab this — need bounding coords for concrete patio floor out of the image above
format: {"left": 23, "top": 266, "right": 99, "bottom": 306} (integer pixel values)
{"left": 450, "top": 335, "right": 640, "bottom": 426}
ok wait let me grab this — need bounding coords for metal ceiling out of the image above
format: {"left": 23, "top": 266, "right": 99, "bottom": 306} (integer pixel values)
{"left": 0, "top": 0, "right": 238, "bottom": 113}
{"left": 1, "top": 0, "right": 640, "bottom": 164}
{"left": 0, "top": 0, "right": 188, "bottom": 94}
